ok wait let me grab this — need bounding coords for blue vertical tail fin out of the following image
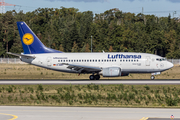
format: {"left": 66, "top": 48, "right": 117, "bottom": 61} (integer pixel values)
{"left": 17, "top": 21, "right": 62, "bottom": 54}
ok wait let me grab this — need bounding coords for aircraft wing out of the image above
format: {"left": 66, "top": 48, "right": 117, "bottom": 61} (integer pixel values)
{"left": 7, "top": 52, "right": 36, "bottom": 58}
{"left": 62, "top": 63, "right": 101, "bottom": 73}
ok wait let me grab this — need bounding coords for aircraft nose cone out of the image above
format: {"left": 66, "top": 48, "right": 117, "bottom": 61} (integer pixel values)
{"left": 168, "top": 62, "right": 174, "bottom": 69}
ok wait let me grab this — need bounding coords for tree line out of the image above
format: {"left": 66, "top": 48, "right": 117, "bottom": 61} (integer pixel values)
{"left": 0, "top": 7, "right": 180, "bottom": 58}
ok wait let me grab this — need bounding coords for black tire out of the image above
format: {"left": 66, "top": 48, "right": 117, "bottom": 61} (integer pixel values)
{"left": 89, "top": 75, "right": 95, "bottom": 80}
{"left": 95, "top": 75, "right": 100, "bottom": 80}
{"left": 151, "top": 75, "right": 155, "bottom": 80}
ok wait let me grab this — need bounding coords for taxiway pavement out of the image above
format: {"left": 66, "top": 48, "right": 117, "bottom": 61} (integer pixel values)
{"left": 0, "top": 106, "right": 180, "bottom": 120}
{"left": 0, "top": 79, "right": 180, "bottom": 85}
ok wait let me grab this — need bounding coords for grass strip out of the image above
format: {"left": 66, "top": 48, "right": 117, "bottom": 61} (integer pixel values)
{"left": 0, "top": 84, "right": 180, "bottom": 108}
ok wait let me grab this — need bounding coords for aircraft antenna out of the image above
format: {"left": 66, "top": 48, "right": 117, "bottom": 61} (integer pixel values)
{"left": 0, "top": 0, "right": 16, "bottom": 14}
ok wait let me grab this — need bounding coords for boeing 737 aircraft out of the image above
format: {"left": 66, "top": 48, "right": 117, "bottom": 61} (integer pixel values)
{"left": 7, "top": 21, "right": 174, "bottom": 80}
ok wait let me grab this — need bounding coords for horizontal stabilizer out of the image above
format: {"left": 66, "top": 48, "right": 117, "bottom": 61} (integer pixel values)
{"left": 7, "top": 52, "right": 36, "bottom": 58}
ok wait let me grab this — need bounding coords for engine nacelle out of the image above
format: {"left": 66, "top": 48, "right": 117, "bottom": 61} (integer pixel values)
{"left": 102, "top": 67, "right": 121, "bottom": 77}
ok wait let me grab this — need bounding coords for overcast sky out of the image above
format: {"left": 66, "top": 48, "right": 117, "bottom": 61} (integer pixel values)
{"left": 5, "top": 0, "right": 180, "bottom": 17}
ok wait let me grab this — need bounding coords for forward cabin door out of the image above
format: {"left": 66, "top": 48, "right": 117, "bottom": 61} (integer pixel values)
{"left": 145, "top": 56, "right": 150, "bottom": 66}
{"left": 47, "top": 57, "right": 52, "bottom": 67}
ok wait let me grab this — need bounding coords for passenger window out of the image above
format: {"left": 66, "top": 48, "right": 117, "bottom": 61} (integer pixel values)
{"left": 79, "top": 60, "right": 81, "bottom": 62}
{"left": 66, "top": 60, "right": 68, "bottom": 62}
{"left": 129, "top": 60, "right": 130, "bottom": 62}
{"left": 120, "top": 60, "right": 122, "bottom": 62}
{"left": 131, "top": 60, "right": 133, "bottom": 62}
{"left": 134, "top": 60, "right": 136, "bottom": 62}
{"left": 71, "top": 60, "right": 73, "bottom": 62}
{"left": 85, "top": 60, "right": 86, "bottom": 62}
{"left": 137, "top": 60, "right": 138, "bottom": 62}
{"left": 123, "top": 60, "right": 125, "bottom": 62}
{"left": 63, "top": 60, "right": 65, "bottom": 62}
{"left": 102, "top": 60, "right": 103, "bottom": 62}
{"left": 82, "top": 60, "right": 84, "bottom": 62}
{"left": 107, "top": 60, "right": 109, "bottom": 62}
{"left": 77, "top": 60, "right": 78, "bottom": 62}
{"left": 126, "top": 60, "right": 128, "bottom": 62}
{"left": 93, "top": 60, "right": 94, "bottom": 62}
{"left": 115, "top": 60, "right": 116, "bottom": 62}
{"left": 109, "top": 60, "right": 111, "bottom": 62}
{"left": 98, "top": 60, "right": 100, "bottom": 62}
{"left": 112, "top": 60, "right": 114, "bottom": 62}
{"left": 61, "top": 60, "right": 62, "bottom": 62}
{"left": 69, "top": 60, "right": 70, "bottom": 62}
{"left": 90, "top": 60, "right": 91, "bottom": 62}
{"left": 95, "top": 60, "right": 97, "bottom": 62}
{"left": 58, "top": 60, "right": 60, "bottom": 62}
{"left": 104, "top": 60, "right": 106, "bottom": 62}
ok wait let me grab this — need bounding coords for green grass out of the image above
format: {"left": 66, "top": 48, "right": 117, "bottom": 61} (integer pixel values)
{"left": 0, "top": 84, "right": 180, "bottom": 107}
{"left": 0, "top": 64, "right": 179, "bottom": 79}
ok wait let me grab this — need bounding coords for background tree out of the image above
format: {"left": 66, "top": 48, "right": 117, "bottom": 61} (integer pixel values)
{"left": 0, "top": 7, "right": 179, "bottom": 58}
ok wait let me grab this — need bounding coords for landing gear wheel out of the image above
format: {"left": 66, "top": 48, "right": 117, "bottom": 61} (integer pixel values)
{"left": 89, "top": 75, "right": 95, "bottom": 80}
{"left": 95, "top": 75, "right": 100, "bottom": 80}
{"left": 151, "top": 75, "right": 155, "bottom": 80}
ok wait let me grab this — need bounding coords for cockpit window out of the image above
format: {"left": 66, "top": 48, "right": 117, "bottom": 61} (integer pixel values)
{"left": 162, "top": 58, "right": 166, "bottom": 61}
{"left": 156, "top": 58, "right": 167, "bottom": 61}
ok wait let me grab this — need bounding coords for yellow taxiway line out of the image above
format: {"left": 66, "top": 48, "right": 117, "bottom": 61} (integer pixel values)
{"left": 0, "top": 113, "right": 18, "bottom": 120}
{"left": 140, "top": 117, "right": 149, "bottom": 120}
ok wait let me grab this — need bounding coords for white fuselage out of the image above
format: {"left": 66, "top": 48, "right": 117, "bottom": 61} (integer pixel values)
{"left": 21, "top": 52, "right": 174, "bottom": 75}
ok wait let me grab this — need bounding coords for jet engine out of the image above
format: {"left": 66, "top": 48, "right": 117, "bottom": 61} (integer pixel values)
{"left": 102, "top": 67, "right": 121, "bottom": 77}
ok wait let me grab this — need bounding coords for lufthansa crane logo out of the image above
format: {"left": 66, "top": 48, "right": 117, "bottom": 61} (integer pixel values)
{"left": 23, "top": 33, "right": 34, "bottom": 45}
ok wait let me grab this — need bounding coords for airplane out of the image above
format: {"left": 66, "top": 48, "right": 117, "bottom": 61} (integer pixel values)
{"left": 7, "top": 21, "right": 174, "bottom": 80}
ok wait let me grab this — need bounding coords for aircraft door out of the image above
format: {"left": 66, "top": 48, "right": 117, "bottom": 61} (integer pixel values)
{"left": 146, "top": 56, "right": 150, "bottom": 66}
{"left": 47, "top": 57, "right": 52, "bottom": 67}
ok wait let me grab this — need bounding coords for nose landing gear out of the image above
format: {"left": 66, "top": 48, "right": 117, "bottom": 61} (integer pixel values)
{"left": 151, "top": 72, "right": 160, "bottom": 80}
{"left": 151, "top": 75, "right": 155, "bottom": 80}
{"left": 89, "top": 74, "right": 100, "bottom": 80}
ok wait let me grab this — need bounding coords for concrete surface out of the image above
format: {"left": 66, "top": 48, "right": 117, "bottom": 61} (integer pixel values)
{"left": 0, "top": 106, "right": 180, "bottom": 120}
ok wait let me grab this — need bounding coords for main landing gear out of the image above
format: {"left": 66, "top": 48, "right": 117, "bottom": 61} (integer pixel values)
{"left": 89, "top": 74, "right": 100, "bottom": 80}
